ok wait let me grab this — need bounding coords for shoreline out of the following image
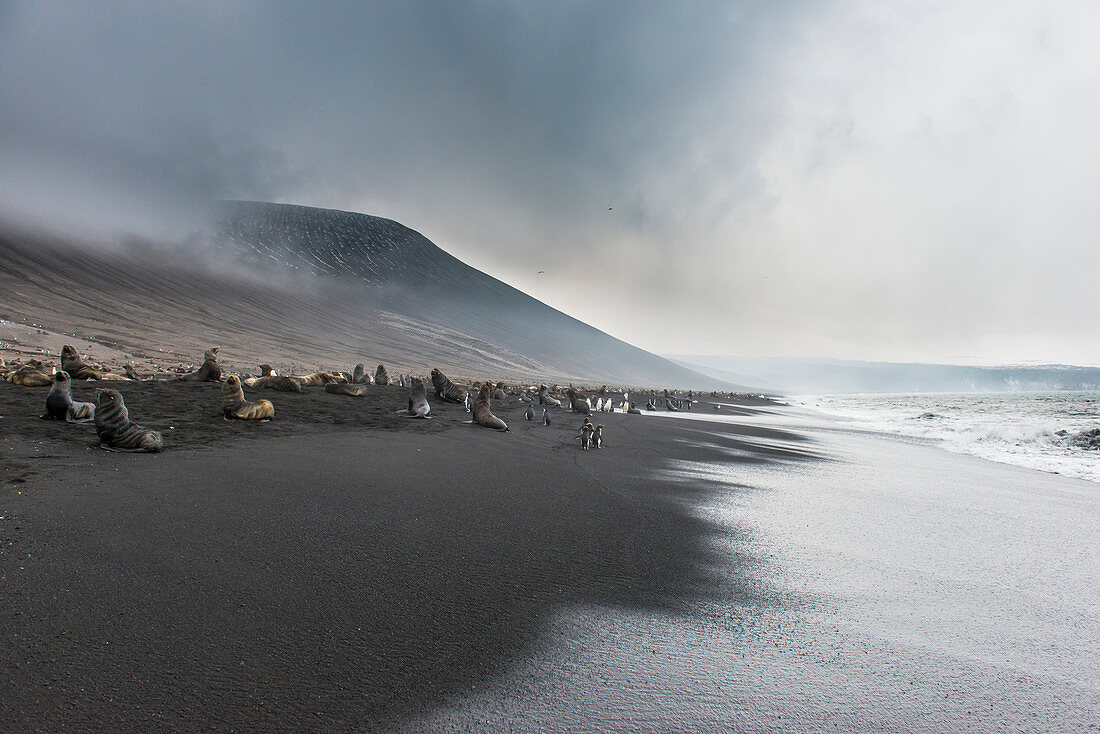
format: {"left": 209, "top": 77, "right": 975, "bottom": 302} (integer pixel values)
{"left": 2, "top": 379, "right": 1097, "bottom": 732}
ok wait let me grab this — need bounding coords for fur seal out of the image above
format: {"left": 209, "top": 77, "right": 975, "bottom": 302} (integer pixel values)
{"left": 259, "top": 364, "right": 276, "bottom": 376}
{"left": 537, "top": 384, "right": 562, "bottom": 407}
{"left": 4, "top": 364, "right": 53, "bottom": 387}
{"left": 399, "top": 377, "right": 432, "bottom": 418}
{"left": 60, "top": 345, "right": 130, "bottom": 381}
{"left": 94, "top": 389, "right": 164, "bottom": 452}
{"left": 628, "top": 402, "right": 642, "bottom": 415}
{"left": 525, "top": 405, "right": 535, "bottom": 421}
{"left": 430, "top": 369, "right": 468, "bottom": 404}
{"left": 325, "top": 383, "right": 367, "bottom": 396}
{"left": 374, "top": 364, "right": 390, "bottom": 386}
{"left": 244, "top": 375, "right": 302, "bottom": 392}
{"left": 493, "top": 382, "right": 508, "bottom": 401}
{"left": 471, "top": 384, "right": 509, "bottom": 431}
{"left": 352, "top": 364, "right": 372, "bottom": 384}
{"left": 41, "top": 371, "right": 95, "bottom": 422}
{"left": 221, "top": 375, "right": 275, "bottom": 420}
{"left": 566, "top": 388, "right": 592, "bottom": 415}
{"left": 176, "top": 347, "right": 222, "bottom": 382}
{"left": 292, "top": 372, "right": 339, "bottom": 387}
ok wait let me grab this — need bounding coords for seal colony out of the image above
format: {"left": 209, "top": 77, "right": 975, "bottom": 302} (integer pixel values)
{"left": 2, "top": 338, "right": 743, "bottom": 459}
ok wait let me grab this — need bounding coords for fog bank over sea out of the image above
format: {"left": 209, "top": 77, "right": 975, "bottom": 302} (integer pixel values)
{"left": 669, "top": 355, "right": 1100, "bottom": 395}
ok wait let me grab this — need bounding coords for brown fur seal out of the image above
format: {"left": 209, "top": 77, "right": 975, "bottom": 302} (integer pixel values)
{"left": 352, "top": 363, "right": 371, "bottom": 384}
{"left": 492, "top": 381, "right": 507, "bottom": 401}
{"left": 94, "top": 389, "right": 164, "bottom": 452}
{"left": 41, "top": 370, "right": 95, "bottom": 422}
{"left": 430, "top": 369, "right": 468, "bottom": 404}
{"left": 244, "top": 375, "right": 302, "bottom": 392}
{"left": 60, "top": 345, "right": 130, "bottom": 381}
{"left": 325, "top": 383, "right": 367, "bottom": 396}
{"left": 399, "top": 377, "right": 431, "bottom": 418}
{"left": 471, "top": 384, "right": 509, "bottom": 432}
{"left": 537, "top": 384, "right": 561, "bottom": 407}
{"left": 4, "top": 364, "right": 53, "bottom": 387}
{"left": 292, "top": 372, "right": 339, "bottom": 387}
{"left": 374, "top": 364, "right": 390, "bottom": 386}
{"left": 221, "top": 375, "right": 275, "bottom": 420}
{"left": 176, "top": 347, "right": 222, "bottom": 382}
{"left": 566, "top": 388, "right": 592, "bottom": 415}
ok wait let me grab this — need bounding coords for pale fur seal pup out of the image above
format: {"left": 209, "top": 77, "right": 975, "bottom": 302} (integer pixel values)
{"left": 470, "top": 384, "right": 509, "bottom": 431}
{"left": 94, "top": 389, "right": 164, "bottom": 452}
{"left": 566, "top": 388, "right": 592, "bottom": 415}
{"left": 221, "top": 375, "right": 275, "bottom": 420}
{"left": 431, "top": 369, "right": 468, "bottom": 404}
{"left": 176, "top": 347, "right": 222, "bottom": 382}
{"left": 4, "top": 364, "right": 53, "bottom": 387}
{"left": 325, "top": 383, "right": 367, "bottom": 396}
{"left": 525, "top": 405, "right": 535, "bottom": 421}
{"left": 374, "top": 364, "right": 390, "bottom": 386}
{"left": 41, "top": 371, "right": 95, "bottom": 422}
{"left": 399, "top": 377, "right": 431, "bottom": 418}
{"left": 60, "top": 345, "right": 130, "bottom": 381}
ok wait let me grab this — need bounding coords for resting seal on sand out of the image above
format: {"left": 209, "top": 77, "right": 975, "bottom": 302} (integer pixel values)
{"left": 374, "top": 364, "right": 390, "bottom": 386}
{"left": 41, "top": 370, "right": 95, "bottom": 422}
{"left": 398, "top": 377, "right": 431, "bottom": 418}
{"left": 468, "top": 384, "right": 508, "bottom": 431}
{"left": 244, "top": 375, "right": 302, "bottom": 392}
{"left": 430, "top": 369, "right": 468, "bottom": 404}
{"left": 566, "top": 388, "right": 592, "bottom": 415}
{"left": 493, "top": 382, "right": 508, "bottom": 401}
{"left": 176, "top": 348, "right": 222, "bottom": 382}
{"left": 325, "top": 383, "right": 367, "bottom": 396}
{"left": 60, "top": 345, "right": 130, "bottom": 381}
{"left": 292, "top": 372, "right": 339, "bottom": 387}
{"left": 221, "top": 375, "right": 275, "bottom": 420}
{"left": 3, "top": 364, "right": 53, "bottom": 387}
{"left": 537, "top": 385, "right": 561, "bottom": 407}
{"left": 352, "top": 363, "right": 372, "bottom": 384}
{"left": 94, "top": 388, "right": 164, "bottom": 452}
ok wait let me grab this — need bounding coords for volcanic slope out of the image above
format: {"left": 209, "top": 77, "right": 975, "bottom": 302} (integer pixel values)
{"left": 0, "top": 201, "right": 725, "bottom": 387}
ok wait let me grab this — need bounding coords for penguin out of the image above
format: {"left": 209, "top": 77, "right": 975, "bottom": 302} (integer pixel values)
{"left": 464, "top": 392, "right": 473, "bottom": 413}
{"left": 575, "top": 423, "right": 594, "bottom": 450}
{"left": 525, "top": 405, "right": 535, "bottom": 421}
{"left": 593, "top": 424, "right": 603, "bottom": 449}
{"left": 543, "top": 409, "right": 551, "bottom": 426}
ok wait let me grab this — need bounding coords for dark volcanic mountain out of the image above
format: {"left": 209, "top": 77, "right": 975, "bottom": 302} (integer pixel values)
{"left": 1, "top": 201, "right": 724, "bottom": 387}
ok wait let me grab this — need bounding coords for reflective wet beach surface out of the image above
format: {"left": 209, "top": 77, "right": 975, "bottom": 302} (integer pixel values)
{"left": 406, "top": 411, "right": 1100, "bottom": 732}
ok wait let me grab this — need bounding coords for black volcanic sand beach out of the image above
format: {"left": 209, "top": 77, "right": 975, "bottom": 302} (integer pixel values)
{"left": 0, "top": 380, "right": 807, "bottom": 731}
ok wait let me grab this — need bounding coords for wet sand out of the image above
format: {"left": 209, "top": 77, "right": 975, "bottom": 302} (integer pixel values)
{"left": 0, "top": 380, "right": 793, "bottom": 731}
{"left": 3, "top": 381, "right": 1097, "bottom": 732}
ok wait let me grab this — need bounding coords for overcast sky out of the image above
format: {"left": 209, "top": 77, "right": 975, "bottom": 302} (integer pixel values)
{"left": 2, "top": 1, "right": 1099, "bottom": 365}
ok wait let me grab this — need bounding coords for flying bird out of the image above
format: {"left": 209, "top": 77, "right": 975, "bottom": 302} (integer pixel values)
{"left": 537, "top": 270, "right": 544, "bottom": 275}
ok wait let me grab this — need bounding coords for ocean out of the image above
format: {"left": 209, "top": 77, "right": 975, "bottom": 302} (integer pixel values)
{"left": 806, "top": 391, "right": 1100, "bottom": 483}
